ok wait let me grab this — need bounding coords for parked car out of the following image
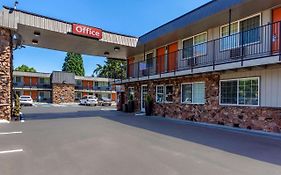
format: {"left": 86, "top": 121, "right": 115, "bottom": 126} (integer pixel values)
{"left": 19, "top": 95, "right": 33, "bottom": 106}
{"left": 98, "top": 97, "right": 112, "bottom": 106}
{"left": 79, "top": 95, "right": 98, "bottom": 106}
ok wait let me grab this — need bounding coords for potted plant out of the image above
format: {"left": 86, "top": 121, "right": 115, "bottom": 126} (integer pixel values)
{"left": 122, "top": 103, "right": 128, "bottom": 112}
{"left": 127, "top": 94, "right": 135, "bottom": 113}
{"left": 145, "top": 95, "right": 153, "bottom": 116}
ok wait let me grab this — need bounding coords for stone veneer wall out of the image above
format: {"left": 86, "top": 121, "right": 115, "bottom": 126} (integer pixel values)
{"left": 52, "top": 84, "right": 75, "bottom": 104}
{"left": 0, "top": 28, "right": 12, "bottom": 120}
{"left": 125, "top": 74, "right": 281, "bottom": 133}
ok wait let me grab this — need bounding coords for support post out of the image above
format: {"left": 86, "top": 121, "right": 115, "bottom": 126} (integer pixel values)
{"left": 0, "top": 28, "right": 13, "bottom": 121}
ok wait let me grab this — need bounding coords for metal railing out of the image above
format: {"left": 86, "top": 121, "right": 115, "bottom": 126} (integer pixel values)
{"left": 126, "top": 21, "right": 281, "bottom": 80}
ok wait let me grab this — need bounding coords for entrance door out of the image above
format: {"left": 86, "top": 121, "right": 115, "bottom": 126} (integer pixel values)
{"left": 272, "top": 7, "right": 281, "bottom": 53}
{"left": 156, "top": 47, "right": 165, "bottom": 74}
{"left": 141, "top": 85, "right": 148, "bottom": 112}
{"left": 167, "top": 42, "right": 178, "bottom": 72}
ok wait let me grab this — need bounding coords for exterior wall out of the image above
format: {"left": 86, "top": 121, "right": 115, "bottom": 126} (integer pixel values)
{"left": 221, "top": 65, "right": 281, "bottom": 108}
{"left": 52, "top": 84, "right": 75, "bottom": 104}
{"left": 0, "top": 27, "right": 12, "bottom": 120}
{"left": 124, "top": 73, "right": 281, "bottom": 133}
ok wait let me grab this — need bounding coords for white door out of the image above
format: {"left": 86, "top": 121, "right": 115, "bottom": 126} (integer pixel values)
{"left": 141, "top": 85, "right": 148, "bottom": 112}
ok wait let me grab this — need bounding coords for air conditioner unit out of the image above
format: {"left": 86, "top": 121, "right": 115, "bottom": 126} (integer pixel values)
{"left": 230, "top": 48, "right": 242, "bottom": 59}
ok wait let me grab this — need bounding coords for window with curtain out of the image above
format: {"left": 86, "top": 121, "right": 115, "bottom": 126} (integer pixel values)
{"left": 240, "top": 15, "right": 260, "bottom": 45}
{"left": 182, "top": 33, "right": 207, "bottom": 59}
{"left": 181, "top": 83, "right": 205, "bottom": 104}
{"left": 156, "top": 86, "right": 164, "bottom": 103}
{"left": 220, "top": 22, "right": 239, "bottom": 50}
{"left": 165, "top": 85, "right": 173, "bottom": 102}
{"left": 220, "top": 15, "right": 260, "bottom": 50}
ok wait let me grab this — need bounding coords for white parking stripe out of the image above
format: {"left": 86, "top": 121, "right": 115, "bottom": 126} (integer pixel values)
{"left": 0, "top": 131, "right": 23, "bottom": 135}
{"left": 0, "top": 149, "right": 23, "bottom": 154}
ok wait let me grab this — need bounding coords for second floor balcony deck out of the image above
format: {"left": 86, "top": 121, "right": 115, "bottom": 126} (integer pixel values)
{"left": 125, "top": 21, "right": 281, "bottom": 82}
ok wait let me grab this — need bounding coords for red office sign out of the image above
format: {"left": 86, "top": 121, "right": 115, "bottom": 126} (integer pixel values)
{"left": 72, "top": 24, "right": 102, "bottom": 39}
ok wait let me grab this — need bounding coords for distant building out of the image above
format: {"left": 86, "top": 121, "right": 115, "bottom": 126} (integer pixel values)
{"left": 13, "top": 71, "right": 119, "bottom": 103}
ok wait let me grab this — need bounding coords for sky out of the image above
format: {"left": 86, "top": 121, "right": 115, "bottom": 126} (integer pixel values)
{"left": 2, "top": 0, "right": 211, "bottom": 76}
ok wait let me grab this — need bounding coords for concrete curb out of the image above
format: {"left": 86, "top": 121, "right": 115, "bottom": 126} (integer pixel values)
{"left": 0, "top": 119, "right": 10, "bottom": 124}
{"left": 137, "top": 115, "right": 281, "bottom": 141}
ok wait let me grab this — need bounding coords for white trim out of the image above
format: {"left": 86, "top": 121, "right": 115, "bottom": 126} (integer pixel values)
{"left": 219, "top": 77, "right": 260, "bottom": 107}
{"left": 181, "top": 82, "right": 206, "bottom": 104}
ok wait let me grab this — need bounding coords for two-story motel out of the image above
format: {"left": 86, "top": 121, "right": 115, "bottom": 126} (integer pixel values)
{"left": 13, "top": 71, "right": 117, "bottom": 103}
{"left": 116, "top": 0, "right": 281, "bottom": 132}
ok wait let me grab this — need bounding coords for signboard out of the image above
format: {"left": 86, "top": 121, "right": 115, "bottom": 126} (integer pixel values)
{"left": 72, "top": 24, "right": 102, "bottom": 39}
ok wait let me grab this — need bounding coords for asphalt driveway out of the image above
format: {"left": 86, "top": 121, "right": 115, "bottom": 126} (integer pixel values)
{"left": 0, "top": 105, "right": 281, "bottom": 175}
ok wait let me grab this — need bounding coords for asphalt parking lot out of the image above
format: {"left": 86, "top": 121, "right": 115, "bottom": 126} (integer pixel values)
{"left": 0, "top": 105, "right": 281, "bottom": 175}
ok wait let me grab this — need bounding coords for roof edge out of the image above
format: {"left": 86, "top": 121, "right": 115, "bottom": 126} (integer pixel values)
{"left": 3, "top": 6, "right": 138, "bottom": 39}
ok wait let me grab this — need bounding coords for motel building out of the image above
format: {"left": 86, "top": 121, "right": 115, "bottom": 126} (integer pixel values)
{"left": 13, "top": 71, "right": 117, "bottom": 103}
{"left": 1, "top": 0, "right": 281, "bottom": 133}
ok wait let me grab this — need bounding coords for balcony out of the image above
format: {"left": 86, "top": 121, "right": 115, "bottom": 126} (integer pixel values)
{"left": 93, "top": 86, "right": 112, "bottom": 91}
{"left": 13, "top": 82, "right": 51, "bottom": 89}
{"left": 125, "top": 21, "right": 281, "bottom": 82}
{"left": 75, "top": 85, "right": 112, "bottom": 91}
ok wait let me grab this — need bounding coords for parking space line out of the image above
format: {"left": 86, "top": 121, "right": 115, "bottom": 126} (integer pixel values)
{"left": 0, "top": 131, "right": 23, "bottom": 135}
{"left": 0, "top": 149, "right": 23, "bottom": 154}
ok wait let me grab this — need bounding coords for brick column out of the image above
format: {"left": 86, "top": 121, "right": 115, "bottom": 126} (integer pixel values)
{"left": 0, "top": 28, "right": 12, "bottom": 120}
{"left": 52, "top": 84, "right": 75, "bottom": 104}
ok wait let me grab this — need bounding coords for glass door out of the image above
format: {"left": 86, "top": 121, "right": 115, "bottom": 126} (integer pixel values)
{"left": 141, "top": 85, "right": 148, "bottom": 112}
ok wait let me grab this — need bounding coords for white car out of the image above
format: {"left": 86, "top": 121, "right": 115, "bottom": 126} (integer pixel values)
{"left": 19, "top": 95, "right": 33, "bottom": 106}
{"left": 80, "top": 95, "right": 98, "bottom": 106}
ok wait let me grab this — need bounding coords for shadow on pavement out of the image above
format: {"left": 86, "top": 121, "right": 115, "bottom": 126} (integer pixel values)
{"left": 24, "top": 109, "right": 281, "bottom": 166}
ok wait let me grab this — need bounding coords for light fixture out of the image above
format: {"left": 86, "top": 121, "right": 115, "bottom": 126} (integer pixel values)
{"left": 114, "top": 47, "right": 120, "bottom": 52}
{"left": 104, "top": 51, "right": 110, "bottom": 56}
{"left": 32, "top": 39, "right": 39, "bottom": 45}
{"left": 34, "top": 31, "right": 41, "bottom": 37}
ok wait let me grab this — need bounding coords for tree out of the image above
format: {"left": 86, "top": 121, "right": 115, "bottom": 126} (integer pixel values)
{"left": 93, "top": 59, "right": 126, "bottom": 79}
{"left": 15, "top": 64, "right": 36, "bottom": 72}
{"left": 62, "top": 52, "right": 85, "bottom": 76}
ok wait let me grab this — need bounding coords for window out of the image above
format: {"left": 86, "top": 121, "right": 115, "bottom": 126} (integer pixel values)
{"left": 220, "top": 14, "right": 261, "bottom": 50}
{"left": 240, "top": 15, "right": 260, "bottom": 45}
{"left": 39, "top": 78, "right": 45, "bottom": 84}
{"left": 165, "top": 85, "right": 173, "bottom": 102}
{"left": 15, "top": 76, "right": 22, "bottom": 83}
{"left": 156, "top": 85, "right": 173, "bottom": 103}
{"left": 183, "top": 32, "right": 207, "bottom": 59}
{"left": 181, "top": 82, "right": 205, "bottom": 104}
{"left": 146, "top": 53, "right": 154, "bottom": 68}
{"left": 76, "top": 80, "right": 82, "bottom": 86}
{"left": 156, "top": 86, "right": 164, "bottom": 103}
{"left": 220, "top": 77, "right": 259, "bottom": 106}
{"left": 221, "top": 22, "right": 239, "bottom": 50}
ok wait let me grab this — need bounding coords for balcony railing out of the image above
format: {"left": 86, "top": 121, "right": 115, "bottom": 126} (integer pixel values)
{"left": 13, "top": 82, "right": 51, "bottom": 89}
{"left": 127, "top": 21, "right": 281, "bottom": 79}
{"left": 75, "top": 85, "right": 112, "bottom": 91}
